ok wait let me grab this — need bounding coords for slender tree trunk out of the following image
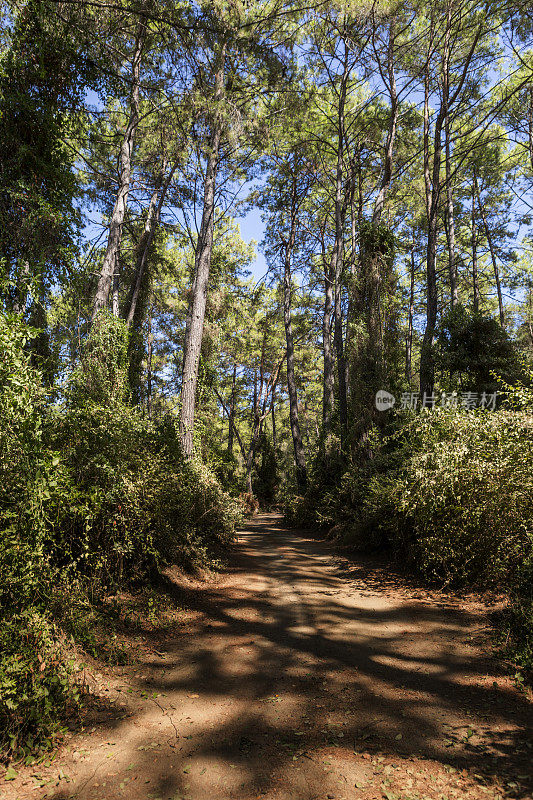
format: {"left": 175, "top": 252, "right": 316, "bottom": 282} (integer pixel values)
{"left": 280, "top": 177, "right": 307, "bottom": 492}
{"left": 126, "top": 162, "right": 175, "bottom": 326}
{"left": 333, "top": 245, "right": 348, "bottom": 446}
{"left": 527, "top": 85, "right": 533, "bottom": 169}
{"left": 445, "top": 117, "right": 458, "bottom": 307}
{"left": 420, "top": 174, "right": 440, "bottom": 399}
{"left": 215, "top": 387, "right": 247, "bottom": 463}
{"left": 246, "top": 364, "right": 261, "bottom": 496}
{"left": 228, "top": 362, "right": 237, "bottom": 455}
{"left": 475, "top": 174, "right": 504, "bottom": 324}
{"left": 420, "top": 77, "right": 444, "bottom": 398}
{"left": 271, "top": 384, "right": 277, "bottom": 452}
{"left": 333, "top": 42, "right": 349, "bottom": 449}
{"left": 349, "top": 39, "right": 399, "bottom": 448}
{"left": 146, "top": 306, "right": 153, "bottom": 417}
{"left": 284, "top": 239, "right": 307, "bottom": 493}
{"left": 179, "top": 48, "right": 225, "bottom": 458}
{"left": 406, "top": 234, "right": 415, "bottom": 382}
{"left": 343, "top": 146, "right": 363, "bottom": 401}
{"left": 244, "top": 344, "right": 281, "bottom": 498}
{"left": 372, "top": 22, "right": 398, "bottom": 226}
{"left": 442, "top": 6, "right": 458, "bottom": 309}
{"left": 127, "top": 166, "right": 176, "bottom": 401}
{"left": 527, "top": 279, "right": 533, "bottom": 346}
{"left": 346, "top": 20, "right": 398, "bottom": 437}
{"left": 322, "top": 242, "right": 335, "bottom": 431}
{"left": 472, "top": 178, "right": 480, "bottom": 313}
{"left": 420, "top": 13, "right": 480, "bottom": 395}
{"left": 423, "top": 61, "right": 433, "bottom": 217}
{"left": 112, "top": 254, "right": 120, "bottom": 317}
{"left": 92, "top": 23, "right": 145, "bottom": 320}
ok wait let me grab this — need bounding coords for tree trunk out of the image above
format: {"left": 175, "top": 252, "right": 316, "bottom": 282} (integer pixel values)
{"left": 472, "top": 178, "right": 480, "bottom": 313}
{"left": 333, "top": 242, "right": 348, "bottom": 448}
{"left": 333, "top": 42, "right": 350, "bottom": 450}
{"left": 423, "top": 59, "right": 433, "bottom": 218}
{"left": 126, "top": 163, "right": 175, "bottom": 326}
{"left": 228, "top": 362, "right": 237, "bottom": 455}
{"left": 445, "top": 116, "right": 458, "bottom": 307}
{"left": 146, "top": 306, "right": 153, "bottom": 417}
{"left": 420, "top": 70, "right": 444, "bottom": 399}
{"left": 271, "top": 384, "right": 277, "bottom": 452}
{"left": 245, "top": 365, "right": 260, "bottom": 496}
{"left": 420, "top": 183, "right": 440, "bottom": 399}
{"left": 92, "top": 22, "right": 145, "bottom": 320}
{"left": 283, "top": 196, "right": 307, "bottom": 492}
{"left": 406, "top": 234, "right": 415, "bottom": 382}
{"left": 126, "top": 166, "right": 176, "bottom": 401}
{"left": 244, "top": 343, "right": 281, "bottom": 498}
{"left": 475, "top": 174, "right": 504, "bottom": 324}
{"left": 372, "top": 21, "right": 398, "bottom": 227}
{"left": 215, "top": 386, "right": 247, "bottom": 463}
{"left": 443, "top": 6, "right": 458, "bottom": 309}
{"left": 179, "top": 49, "right": 225, "bottom": 458}
{"left": 112, "top": 254, "right": 120, "bottom": 317}
{"left": 420, "top": 13, "right": 480, "bottom": 396}
{"left": 527, "top": 86, "right": 533, "bottom": 169}
{"left": 284, "top": 258, "right": 307, "bottom": 492}
{"left": 322, "top": 245, "right": 335, "bottom": 431}
{"left": 349, "top": 22, "right": 399, "bottom": 451}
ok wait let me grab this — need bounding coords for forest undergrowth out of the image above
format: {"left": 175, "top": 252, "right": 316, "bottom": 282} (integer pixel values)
{"left": 0, "top": 312, "right": 241, "bottom": 763}
{"left": 285, "top": 401, "right": 533, "bottom": 683}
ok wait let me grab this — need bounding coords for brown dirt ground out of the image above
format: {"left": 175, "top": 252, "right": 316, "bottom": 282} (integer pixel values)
{"left": 3, "top": 513, "right": 532, "bottom": 800}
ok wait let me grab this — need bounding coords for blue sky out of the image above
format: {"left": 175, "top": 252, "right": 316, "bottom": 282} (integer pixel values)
{"left": 238, "top": 207, "right": 268, "bottom": 281}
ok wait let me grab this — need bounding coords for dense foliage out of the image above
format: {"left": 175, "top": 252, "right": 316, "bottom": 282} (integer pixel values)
{"left": 287, "top": 404, "right": 533, "bottom": 673}
{"left": 0, "top": 313, "right": 240, "bottom": 758}
{"left": 1, "top": 0, "right": 533, "bottom": 764}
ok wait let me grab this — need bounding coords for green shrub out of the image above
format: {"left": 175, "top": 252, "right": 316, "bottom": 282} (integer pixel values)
{"left": 0, "top": 609, "right": 80, "bottom": 760}
{"left": 69, "top": 311, "right": 130, "bottom": 406}
{"left": 505, "top": 555, "right": 533, "bottom": 674}
{"left": 0, "top": 312, "right": 241, "bottom": 759}
{"left": 352, "top": 409, "right": 533, "bottom": 586}
{"left": 45, "top": 403, "right": 240, "bottom": 584}
{"left": 295, "top": 409, "right": 533, "bottom": 589}
{"left": 434, "top": 305, "right": 521, "bottom": 393}
{"left": 289, "top": 404, "right": 533, "bottom": 674}
{"left": 0, "top": 313, "right": 49, "bottom": 605}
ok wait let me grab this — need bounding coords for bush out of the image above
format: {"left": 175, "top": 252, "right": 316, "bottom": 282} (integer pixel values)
{"left": 505, "top": 555, "right": 533, "bottom": 674}
{"left": 0, "top": 312, "right": 241, "bottom": 760}
{"left": 45, "top": 404, "right": 240, "bottom": 583}
{"left": 359, "top": 410, "right": 533, "bottom": 586}
{"left": 0, "top": 314, "right": 74, "bottom": 758}
{"left": 0, "top": 609, "right": 80, "bottom": 761}
{"left": 288, "top": 406, "right": 533, "bottom": 675}
{"left": 434, "top": 305, "right": 521, "bottom": 393}
{"left": 0, "top": 313, "right": 49, "bottom": 607}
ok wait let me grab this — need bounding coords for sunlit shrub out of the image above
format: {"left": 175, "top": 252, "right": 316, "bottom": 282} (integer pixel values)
{"left": 360, "top": 409, "right": 533, "bottom": 586}
{"left": 0, "top": 609, "right": 79, "bottom": 760}
{"left": 0, "top": 312, "right": 241, "bottom": 758}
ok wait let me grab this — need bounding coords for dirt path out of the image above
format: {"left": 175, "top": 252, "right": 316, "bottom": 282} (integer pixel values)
{"left": 6, "top": 514, "right": 532, "bottom": 800}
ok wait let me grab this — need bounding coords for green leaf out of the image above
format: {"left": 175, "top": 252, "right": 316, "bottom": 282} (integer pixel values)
{"left": 4, "top": 766, "right": 17, "bottom": 781}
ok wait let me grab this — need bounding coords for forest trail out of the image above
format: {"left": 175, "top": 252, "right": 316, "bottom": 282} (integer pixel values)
{"left": 7, "top": 514, "right": 533, "bottom": 800}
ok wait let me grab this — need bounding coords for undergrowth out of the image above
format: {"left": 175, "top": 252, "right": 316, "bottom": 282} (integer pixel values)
{"left": 0, "top": 312, "right": 241, "bottom": 762}
{"left": 287, "top": 404, "right": 533, "bottom": 678}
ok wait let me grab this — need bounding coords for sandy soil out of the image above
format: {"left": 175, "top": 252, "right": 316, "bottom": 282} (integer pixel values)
{"left": 3, "top": 513, "right": 532, "bottom": 800}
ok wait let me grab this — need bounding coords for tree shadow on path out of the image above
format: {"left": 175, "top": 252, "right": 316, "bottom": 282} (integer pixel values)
{"left": 49, "top": 513, "right": 532, "bottom": 800}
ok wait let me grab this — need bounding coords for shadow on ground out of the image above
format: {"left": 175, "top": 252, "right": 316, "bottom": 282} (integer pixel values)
{"left": 46, "top": 513, "right": 532, "bottom": 800}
